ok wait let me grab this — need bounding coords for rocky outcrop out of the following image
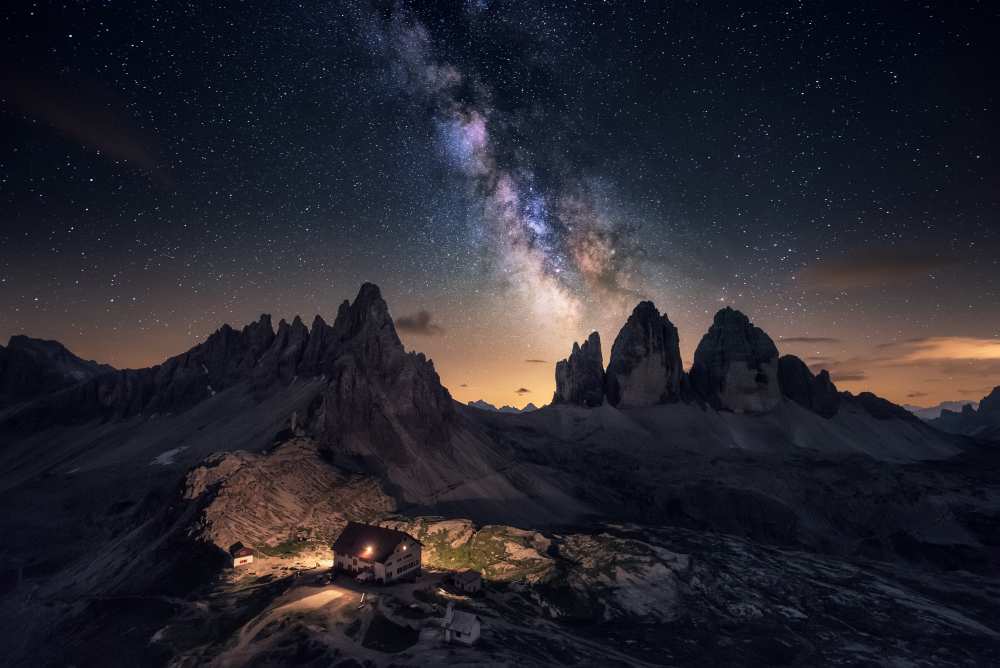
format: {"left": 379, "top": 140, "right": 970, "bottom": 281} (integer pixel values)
{"left": 777, "top": 355, "right": 841, "bottom": 418}
{"left": 604, "top": 302, "right": 683, "bottom": 407}
{"left": 690, "top": 307, "right": 780, "bottom": 413}
{"left": 183, "top": 437, "right": 395, "bottom": 554}
{"left": 0, "top": 336, "right": 113, "bottom": 408}
{"left": 553, "top": 332, "right": 605, "bottom": 407}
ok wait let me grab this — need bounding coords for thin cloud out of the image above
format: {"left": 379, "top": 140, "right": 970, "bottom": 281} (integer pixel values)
{"left": 877, "top": 337, "right": 1000, "bottom": 363}
{"left": 805, "top": 338, "right": 1000, "bottom": 399}
{"left": 779, "top": 336, "right": 840, "bottom": 344}
{"left": 515, "top": 387, "right": 531, "bottom": 395}
{"left": 395, "top": 310, "right": 445, "bottom": 336}
{"left": 6, "top": 72, "right": 167, "bottom": 185}
{"left": 799, "top": 249, "right": 957, "bottom": 290}
{"left": 524, "top": 359, "right": 548, "bottom": 364}
{"left": 830, "top": 371, "right": 867, "bottom": 382}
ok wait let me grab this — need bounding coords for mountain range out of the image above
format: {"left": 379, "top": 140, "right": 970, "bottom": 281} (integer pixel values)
{"left": 1, "top": 283, "right": 998, "bottom": 666}
{"left": 904, "top": 400, "right": 980, "bottom": 421}
{"left": 928, "top": 388, "right": 1000, "bottom": 442}
{"left": 467, "top": 399, "right": 538, "bottom": 413}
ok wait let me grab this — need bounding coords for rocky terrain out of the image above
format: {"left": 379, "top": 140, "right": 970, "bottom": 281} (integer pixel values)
{"left": 183, "top": 438, "right": 396, "bottom": 556}
{"left": 1, "top": 282, "right": 998, "bottom": 666}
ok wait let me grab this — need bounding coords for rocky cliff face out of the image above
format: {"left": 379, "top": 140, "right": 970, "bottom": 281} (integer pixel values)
{"left": 0, "top": 336, "right": 113, "bottom": 408}
{"left": 690, "top": 307, "right": 780, "bottom": 413}
{"left": 553, "top": 332, "right": 605, "bottom": 407}
{"left": 604, "top": 302, "right": 683, "bottom": 407}
{"left": 777, "top": 355, "right": 841, "bottom": 418}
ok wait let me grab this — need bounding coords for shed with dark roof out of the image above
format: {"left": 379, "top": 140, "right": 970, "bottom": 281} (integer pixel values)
{"left": 228, "top": 542, "right": 254, "bottom": 567}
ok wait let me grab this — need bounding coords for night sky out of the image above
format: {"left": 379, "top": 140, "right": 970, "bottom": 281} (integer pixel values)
{"left": 2, "top": 1, "right": 998, "bottom": 407}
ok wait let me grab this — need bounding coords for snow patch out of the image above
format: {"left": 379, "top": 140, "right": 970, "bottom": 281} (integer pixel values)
{"left": 151, "top": 446, "right": 188, "bottom": 466}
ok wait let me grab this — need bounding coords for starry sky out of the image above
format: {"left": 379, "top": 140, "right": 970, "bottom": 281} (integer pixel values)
{"left": 2, "top": 1, "right": 998, "bottom": 408}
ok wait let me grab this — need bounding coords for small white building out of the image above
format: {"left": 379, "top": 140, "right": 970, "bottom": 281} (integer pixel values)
{"left": 331, "top": 522, "right": 422, "bottom": 584}
{"left": 442, "top": 601, "right": 481, "bottom": 645}
{"left": 229, "top": 543, "right": 254, "bottom": 567}
{"left": 452, "top": 570, "right": 482, "bottom": 594}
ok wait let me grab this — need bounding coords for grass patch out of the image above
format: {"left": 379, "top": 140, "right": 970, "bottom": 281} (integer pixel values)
{"left": 407, "top": 520, "right": 551, "bottom": 581}
{"left": 258, "top": 539, "right": 313, "bottom": 557}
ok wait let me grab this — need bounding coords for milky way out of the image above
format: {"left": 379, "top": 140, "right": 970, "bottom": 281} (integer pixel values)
{"left": 370, "top": 7, "right": 643, "bottom": 326}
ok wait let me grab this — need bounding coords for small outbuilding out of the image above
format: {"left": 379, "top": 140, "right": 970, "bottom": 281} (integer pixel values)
{"left": 442, "top": 601, "right": 481, "bottom": 645}
{"left": 451, "top": 569, "right": 482, "bottom": 594}
{"left": 229, "top": 542, "right": 254, "bottom": 567}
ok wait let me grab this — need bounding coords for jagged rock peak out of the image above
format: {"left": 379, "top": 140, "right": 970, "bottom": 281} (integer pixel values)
{"left": 979, "top": 386, "right": 1000, "bottom": 415}
{"left": 777, "top": 354, "right": 840, "bottom": 418}
{"left": 604, "top": 301, "right": 683, "bottom": 407}
{"left": 310, "top": 314, "right": 327, "bottom": 333}
{"left": 553, "top": 331, "right": 605, "bottom": 407}
{"left": 311, "top": 282, "right": 454, "bottom": 455}
{"left": 245, "top": 313, "right": 273, "bottom": 331}
{"left": 691, "top": 307, "right": 780, "bottom": 413}
{"left": 332, "top": 283, "right": 404, "bottom": 362}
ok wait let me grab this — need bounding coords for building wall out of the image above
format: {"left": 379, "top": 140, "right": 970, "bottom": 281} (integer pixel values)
{"left": 332, "top": 537, "right": 422, "bottom": 583}
{"left": 382, "top": 539, "right": 421, "bottom": 582}
{"left": 233, "top": 555, "right": 253, "bottom": 567}
{"left": 455, "top": 575, "right": 481, "bottom": 593}
{"left": 445, "top": 624, "right": 480, "bottom": 645}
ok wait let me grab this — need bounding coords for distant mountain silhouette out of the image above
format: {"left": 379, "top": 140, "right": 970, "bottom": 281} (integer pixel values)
{"left": 467, "top": 399, "right": 538, "bottom": 413}
{"left": 0, "top": 335, "right": 113, "bottom": 408}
